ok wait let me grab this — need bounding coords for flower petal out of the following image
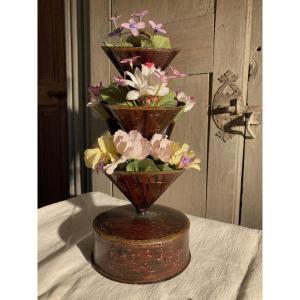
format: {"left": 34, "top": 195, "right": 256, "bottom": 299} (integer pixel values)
{"left": 126, "top": 90, "right": 140, "bottom": 100}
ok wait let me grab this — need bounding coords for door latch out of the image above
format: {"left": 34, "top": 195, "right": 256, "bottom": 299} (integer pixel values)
{"left": 211, "top": 70, "right": 262, "bottom": 142}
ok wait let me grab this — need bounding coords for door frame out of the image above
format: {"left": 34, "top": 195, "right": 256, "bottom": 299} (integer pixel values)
{"left": 64, "top": 0, "right": 90, "bottom": 197}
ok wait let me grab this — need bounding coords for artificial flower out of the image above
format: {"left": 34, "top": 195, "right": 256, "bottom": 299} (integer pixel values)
{"left": 120, "top": 56, "right": 141, "bottom": 69}
{"left": 131, "top": 10, "right": 149, "bottom": 19}
{"left": 176, "top": 91, "right": 196, "bottom": 112}
{"left": 149, "top": 20, "right": 167, "bottom": 34}
{"left": 121, "top": 18, "right": 145, "bottom": 36}
{"left": 125, "top": 64, "right": 169, "bottom": 100}
{"left": 168, "top": 66, "right": 187, "bottom": 78}
{"left": 88, "top": 81, "right": 103, "bottom": 100}
{"left": 84, "top": 135, "right": 118, "bottom": 170}
{"left": 103, "top": 130, "right": 151, "bottom": 174}
{"left": 150, "top": 133, "right": 173, "bottom": 162}
{"left": 168, "top": 143, "right": 200, "bottom": 170}
{"left": 114, "top": 75, "right": 127, "bottom": 86}
{"left": 108, "top": 15, "right": 121, "bottom": 27}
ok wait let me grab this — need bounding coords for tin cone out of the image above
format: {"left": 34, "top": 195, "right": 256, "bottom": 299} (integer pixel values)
{"left": 105, "top": 170, "right": 184, "bottom": 214}
{"left": 103, "top": 103, "right": 183, "bottom": 140}
{"left": 102, "top": 46, "right": 180, "bottom": 75}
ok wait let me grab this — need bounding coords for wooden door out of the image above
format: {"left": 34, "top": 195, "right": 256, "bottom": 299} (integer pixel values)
{"left": 88, "top": 0, "right": 262, "bottom": 229}
{"left": 38, "top": 0, "right": 69, "bottom": 207}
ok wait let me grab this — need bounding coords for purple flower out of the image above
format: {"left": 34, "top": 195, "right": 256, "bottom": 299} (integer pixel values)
{"left": 120, "top": 56, "right": 140, "bottom": 69}
{"left": 121, "top": 18, "right": 145, "bottom": 36}
{"left": 179, "top": 155, "right": 192, "bottom": 169}
{"left": 107, "top": 27, "right": 123, "bottom": 38}
{"left": 148, "top": 20, "right": 167, "bottom": 34}
{"left": 108, "top": 15, "right": 121, "bottom": 27}
{"left": 131, "top": 10, "right": 148, "bottom": 21}
{"left": 88, "top": 81, "right": 103, "bottom": 100}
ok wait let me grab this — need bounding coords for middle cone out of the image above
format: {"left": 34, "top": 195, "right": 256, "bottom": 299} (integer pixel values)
{"left": 103, "top": 103, "right": 183, "bottom": 140}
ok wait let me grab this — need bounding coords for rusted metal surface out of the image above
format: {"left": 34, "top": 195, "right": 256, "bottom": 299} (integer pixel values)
{"left": 211, "top": 70, "right": 262, "bottom": 141}
{"left": 103, "top": 103, "right": 183, "bottom": 140}
{"left": 102, "top": 46, "right": 180, "bottom": 76}
{"left": 92, "top": 204, "right": 190, "bottom": 284}
{"left": 105, "top": 170, "right": 184, "bottom": 214}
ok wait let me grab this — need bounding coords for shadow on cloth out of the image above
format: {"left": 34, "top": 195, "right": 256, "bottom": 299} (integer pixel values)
{"left": 40, "top": 193, "right": 118, "bottom": 268}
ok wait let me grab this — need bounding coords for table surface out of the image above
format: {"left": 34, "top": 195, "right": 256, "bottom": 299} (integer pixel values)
{"left": 38, "top": 192, "right": 262, "bottom": 300}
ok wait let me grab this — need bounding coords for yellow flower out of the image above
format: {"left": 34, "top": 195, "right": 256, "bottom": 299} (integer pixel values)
{"left": 168, "top": 142, "right": 201, "bottom": 171}
{"left": 84, "top": 135, "right": 118, "bottom": 170}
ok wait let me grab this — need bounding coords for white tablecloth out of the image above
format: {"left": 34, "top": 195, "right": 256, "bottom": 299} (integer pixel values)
{"left": 38, "top": 192, "right": 262, "bottom": 300}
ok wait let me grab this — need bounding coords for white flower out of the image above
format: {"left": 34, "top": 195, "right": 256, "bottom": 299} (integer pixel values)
{"left": 176, "top": 91, "right": 196, "bottom": 112}
{"left": 125, "top": 64, "right": 169, "bottom": 100}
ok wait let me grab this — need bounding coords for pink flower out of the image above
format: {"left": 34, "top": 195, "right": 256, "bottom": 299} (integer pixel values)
{"left": 103, "top": 130, "right": 151, "bottom": 174}
{"left": 148, "top": 20, "right": 167, "bottom": 34}
{"left": 176, "top": 91, "right": 196, "bottom": 112}
{"left": 167, "top": 66, "right": 187, "bottom": 79}
{"left": 145, "top": 62, "right": 155, "bottom": 69}
{"left": 121, "top": 18, "right": 145, "bottom": 36}
{"left": 120, "top": 56, "right": 140, "bottom": 69}
{"left": 114, "top": 76, "right": 127, "bottom": 86}
{"left": 155, "top": 68, "right": 168, "bottom": 83}
{"left": 150, "top": 134, "right": 173, "bottom": 163}
{"left": 88, "top": 81, "right": 103, "bottom": 100}
{"left": 178, "top": 155, "right": 192, "bottom": 169}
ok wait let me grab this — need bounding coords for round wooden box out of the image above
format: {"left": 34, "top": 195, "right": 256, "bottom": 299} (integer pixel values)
{"left": 92, "top": 204, "right": 190, "bottom": 284}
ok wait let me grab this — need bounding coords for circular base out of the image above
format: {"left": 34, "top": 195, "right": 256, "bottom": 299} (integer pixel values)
{"left": 92, "top": 204, "right": 190, "bottom": 284}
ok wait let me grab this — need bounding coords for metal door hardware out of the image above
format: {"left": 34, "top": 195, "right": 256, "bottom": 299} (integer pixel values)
{"left": 211, "top": 70, "right": 262, "bottom": 142}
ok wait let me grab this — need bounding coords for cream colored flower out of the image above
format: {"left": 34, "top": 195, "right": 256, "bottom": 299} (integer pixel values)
{"left": 125, "top": 64, "right": 169, "bottom": 100}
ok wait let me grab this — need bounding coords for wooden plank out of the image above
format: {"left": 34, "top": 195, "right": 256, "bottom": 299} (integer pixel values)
{"left": 158, "top": 74, "right": 209, "bottom": 217}
{"left": 206, "top": 0, "right": 253, "bottom": 224}
{"left": 112, "top": 0, "right": 214, "bottom": 23}
{"left": 240, "top": 0, "right": 262, "bottom": 229}
{"left": 165, "top": 14, "right": 214, "bottom": 73}
{"left": 89, "top": 0, "right": 112, "bottom": 195}
{"left": 110, "top": 0, "right": 214, "bottom": 73}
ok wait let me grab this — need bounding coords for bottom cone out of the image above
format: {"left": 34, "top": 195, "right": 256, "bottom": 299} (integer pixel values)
{"left": 105, "top": 170, "right": 184, "bottom": 213}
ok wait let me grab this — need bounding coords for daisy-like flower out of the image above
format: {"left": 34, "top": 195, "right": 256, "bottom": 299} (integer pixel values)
{"left": 176, "top": 91, "right": 196, "bottom": 112}
{"left": 124, "top": 64, "right": 169, "bottom": 100}
{"left": 120, "top": 56, "right": 141, "bottom": 69}
{"left": 121, "top": 18, "right": 145, "bottom": 36}
{"left": 148, "top": 20, "right": 167, "bottom": 34}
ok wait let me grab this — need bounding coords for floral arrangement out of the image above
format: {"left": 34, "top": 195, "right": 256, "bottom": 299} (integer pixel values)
{"left": 87, "top": 62, "right": 196, "bottom": 119}
{"left": 105, "top": 10, "right": 172, "bottom": 49}
{"left": 84, "top": 130, "right": 201, "bottom": 175}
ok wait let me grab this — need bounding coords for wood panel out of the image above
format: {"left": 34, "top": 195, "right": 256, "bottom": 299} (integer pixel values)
{"left": 240, "top": 0, "right": 262, "bottom": 229}
{"left": 89, "top": 0, "right": 112, "bottom": 195}
{"left": 111, "top": 0, "right": 214, "bottom": 74}
{"left": 158, "top": 74, "right": 209, "bottom": 217}
{"left": 206, "top": 0, "right": 253, "bottom": 224}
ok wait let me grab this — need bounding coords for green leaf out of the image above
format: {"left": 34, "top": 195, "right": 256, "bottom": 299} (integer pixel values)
{"left": 157, "top": 163, "right": 173, "bottom": 171}
{"left": 126, "top": 35, "right": 147, "bottom": 47}
{"left": 104, "top": 42, "right": 113, "bottom": 47}
{"left": 141, "top": 39, "right": 154, "bottom": 48}
{"left": 88, "top": 103, "right": 109, "bottom": 120}
{"left": 126, "top": 158, "right": 160, "bottom": 172}
{"left": 100, "top": 84, "right": 128, "bottom": 104}
{"left": 158, "top": 90, "right": 177, "bottom": 107}
{"left": 151, "top": 35, "right": 171, "bottom": 49}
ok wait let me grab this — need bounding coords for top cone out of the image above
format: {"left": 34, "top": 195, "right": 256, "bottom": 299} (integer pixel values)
{"left": 102, "top": 46, "right": 180, "bottom": 75}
